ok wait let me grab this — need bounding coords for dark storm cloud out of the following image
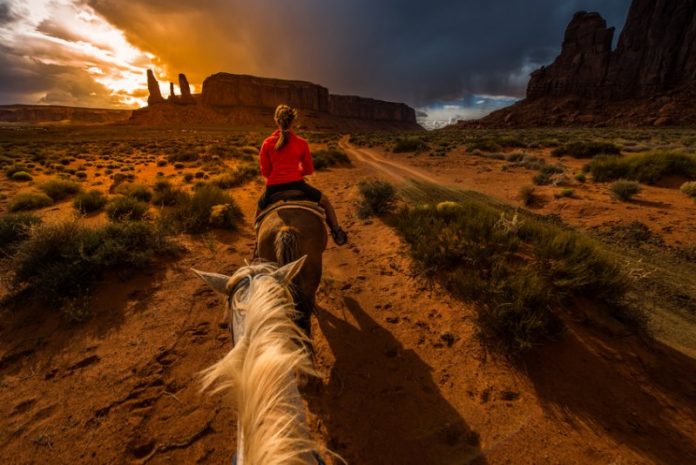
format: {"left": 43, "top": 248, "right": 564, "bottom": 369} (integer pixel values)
{"left": 1, "top": 0, "right": 632, "bottom": 108}
{"left": 89, "top": 0, "right": 632, "bottom": 106}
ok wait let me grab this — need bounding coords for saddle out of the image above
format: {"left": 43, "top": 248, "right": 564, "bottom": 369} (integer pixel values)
{"left": 254, "top": 190, "right": 326, "bottom": 230}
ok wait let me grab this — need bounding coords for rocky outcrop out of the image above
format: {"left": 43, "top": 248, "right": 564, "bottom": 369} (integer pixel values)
{"left": 472, "top": 0, "right": 696, "bottom": 127}
{"left": 202, "top": 73, "right": 330, "bottom": 112}
{"left": 179, "top": 74, "right": 194, "bottom": 103}
{"left": 147, "top": 69, "right": 165, "bottom": 105}
{"left": 0, "top": 105, "right": 131, "bottom": 125}
{"left": 527, "top": 12, "right": 614, "bottom": 100}
{"left": 168, "top": 82, "right": 175, "bottom": 100}
{"left": 136, "top": 70, "right": 419, "bottom": 129}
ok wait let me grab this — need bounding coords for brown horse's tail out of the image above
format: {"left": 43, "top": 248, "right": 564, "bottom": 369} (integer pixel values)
{"left": 274, "top": 226, "right": 300, "bottom": 266}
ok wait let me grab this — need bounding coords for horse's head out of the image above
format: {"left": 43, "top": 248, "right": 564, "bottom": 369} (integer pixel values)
{"left": 192, "top": 256, "right": 307, "bottom": 339}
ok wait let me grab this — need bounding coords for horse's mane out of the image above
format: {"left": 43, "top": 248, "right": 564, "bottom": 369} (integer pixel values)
{"left": 200, "top": 262, "right": 317, "bottom": 465}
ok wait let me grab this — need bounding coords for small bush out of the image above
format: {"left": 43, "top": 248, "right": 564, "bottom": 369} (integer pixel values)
{"left": 12, "top": 220, "right": 177, "bottom": 302}
{"left": 357, "top": 180, "right": 397, "bottom": 218}
{"left": 395, "top": 197, "right": 630, "bottom": 354}
{"left": 9, "top": 191, "right": 54, "bottom": 212}
{"left": 11, "top": 171, "right": 33, "bottom": 181}
{"left": 0, "top": 213, "right": 41, "bottom": 250}
{"left": 393, "top": 137, "right": 428, "bottom": 153}
{"left": 106, "top": 196, "right": 150, "bottom": 222}
{"left": 151, "top": 179, "right": 187, "bottom": 206}
{"left": 210, "top": 163, "right": 259, "bottom": 189}
{"left": 590, "top": 151, "right": 696, "bottom": 184}
{"left": 167, "top": 151, "right": 199, "bottom": 163}
{"left": 6, "top": 164, "right": 29, "bottom": 178}
{"left": 575, "top": 173, "right": 586, "bottom": 183}
{"left": 38, "top": 178, "right": 81, "bottom": 200}
{"left": 313, "top": 149, "right": 351, "bottom": 170}
{"left": 519, "top": 186, "right": 537, "bottom": 207}
{"left": 552, "top": 142, "right": 621, "bottom": 158}
{"left": 533, "top": 165, "right": 564, "bottom": 186}
{"left": 681, "top": 181, "right": 696, "bottom": 199}
{"left": 467, "top": 139, "right": 501, "bottom": 153}
{"left": 73, "top": 190, "right": 107, "bottom": 214}
{"left": 555, "top": 188, "right": 575, "bottom": 199}
{"left": 161, "top": 185, "right": 242, "bottom": 233}
{"left": 115, "top": 183, "right": 152, "bottom": 202}
{"left": 610, "top": 180, "right": 641, "bottom": 201}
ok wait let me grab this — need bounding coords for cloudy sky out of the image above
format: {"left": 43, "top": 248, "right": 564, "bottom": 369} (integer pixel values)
{"left": 0, "top": 0, "right": 631, "bottom": 123}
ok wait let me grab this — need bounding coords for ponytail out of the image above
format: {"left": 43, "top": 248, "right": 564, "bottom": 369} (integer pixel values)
{"left": 273, "top": 104, "right": 297, "bottom": 151}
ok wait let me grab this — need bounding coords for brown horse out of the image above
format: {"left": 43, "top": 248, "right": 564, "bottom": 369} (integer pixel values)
{"left": 256, "top": 206, "right": 328, "bottom": 338}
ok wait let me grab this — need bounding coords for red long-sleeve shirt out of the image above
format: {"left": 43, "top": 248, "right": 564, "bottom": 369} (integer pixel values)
{"left": 258, "top": 130, "right": 314, "bottom": 186}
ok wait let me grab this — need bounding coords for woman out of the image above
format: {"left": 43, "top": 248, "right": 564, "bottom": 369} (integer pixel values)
{"left": 257, "top": 104, "right": 348, "bottom": 245}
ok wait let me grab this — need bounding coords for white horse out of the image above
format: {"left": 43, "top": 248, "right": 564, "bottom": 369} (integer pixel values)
{"left": 194, "top": 256, "right": 326, "bottom": 465}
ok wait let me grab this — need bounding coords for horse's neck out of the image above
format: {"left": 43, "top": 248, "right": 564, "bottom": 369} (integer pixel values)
{"left": 233, "top": 283, "right": 314, "bottom": 465}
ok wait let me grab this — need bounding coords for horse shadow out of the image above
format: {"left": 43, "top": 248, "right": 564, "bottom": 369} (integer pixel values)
{"left": 308, "top": 296, "right": 487, "bottom": 465}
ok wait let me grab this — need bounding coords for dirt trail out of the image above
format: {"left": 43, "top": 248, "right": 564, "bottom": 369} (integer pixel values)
{"left": 1, "top": 140, "right": 696, "bottom": 465}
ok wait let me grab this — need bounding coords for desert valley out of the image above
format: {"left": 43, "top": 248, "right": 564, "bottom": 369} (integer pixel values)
{"left": 1, "top": 0, "right": 696, "bottom": 464}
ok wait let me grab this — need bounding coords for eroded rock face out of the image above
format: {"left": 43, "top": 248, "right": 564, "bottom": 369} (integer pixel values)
{"left": 147, "top": 70, "right": 164, "bottom": 105}
{"left": 477, "top": 0, "right": 696, "bottom": 127}
{"left": 201, "top": 73, "right": 330, "bottom": 112}
{"left": 528, "top": 1, "right": 696, "bottom": 102}
{"left": 179, "top": 74, "right": 194, "bottom": 103}
{"left": 169, "top": 82, "right": 175, "bottom": 100}
{"left": 527, "top": 12, "right": 614, "bottom": 100}
{"left": 141, "top": 70, "right": 418, "bottom": 127}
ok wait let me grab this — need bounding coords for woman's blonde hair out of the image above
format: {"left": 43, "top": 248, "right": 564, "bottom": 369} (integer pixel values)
{"left": 274, "top": 104, "right": 297, "bottom": 151}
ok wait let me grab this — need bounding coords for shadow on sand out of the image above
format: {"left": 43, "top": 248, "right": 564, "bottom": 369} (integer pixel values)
{"left": 525, "top": 325, "right": 696, "bottom": 465}
{"left": 309, "top": 296, "right": 486, "bottom": 465}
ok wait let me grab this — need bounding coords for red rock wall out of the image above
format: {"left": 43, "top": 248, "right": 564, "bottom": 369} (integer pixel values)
{"left": 328, "top": 95, "right": 416, "bottom": 123}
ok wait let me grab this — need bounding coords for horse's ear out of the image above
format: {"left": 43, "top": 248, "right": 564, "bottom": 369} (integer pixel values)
{"left": 272, "top": 255, "right": 307, "bottom": 284}
{"left": 192, "top": 269, "right": 230, "bottom": 295}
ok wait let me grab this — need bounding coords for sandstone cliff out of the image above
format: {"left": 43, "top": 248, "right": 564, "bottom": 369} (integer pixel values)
{"left": 468, "top": 0, "right": 696, "bottom": 127}
{"left": 132, "top": 71, "right": 420, "bottom": 130}
{"left": 0, "top": 105, "right": 132, "bottom": 125}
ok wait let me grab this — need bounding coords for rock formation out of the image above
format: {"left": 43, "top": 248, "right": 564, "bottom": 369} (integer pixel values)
{"left": 179, "top": 73, "right": 194, "bottom": 103}
{"left": 146, "top": 69, "right": 164, "bottom": 105}
{"left": 136, "top": 70, "right": 419, "bottom": 129}
{"left": 469, "top": 0, "right": 696, "bottom": 127}
{"left": 169, "top": 82, "right": 175, "bottom": 100}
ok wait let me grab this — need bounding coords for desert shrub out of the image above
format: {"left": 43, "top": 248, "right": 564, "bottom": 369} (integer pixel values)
{"left": 210, "top": 163, "right": 259, "bottom": 189}
{"left": 9, "top": 192, "right": 54, "bottom": 212}
{"left": 184, "top": 173, "right": 194, "bottom": 182}
{"left": 495, "top": 136, "right": 527, "bottom": 149}
{"left": 167, "top": 151, "right": 199, "bottom": 163}
{"left": 681, "top": 181, "right": 696, "bottom": 199}
{"left": 533, "top": 165, "right": 564, "bottom": 186}
{"left": 151, "top": 182, "right": 186, "bottom": 206}
{"left": 12, "top": 220, "right": 177, "bottom": 303}
{"left": 11, "top": 171, "right": 32, "bottom": 181}
{"left": 555, "top": 188, "right": 575, "bottom": 199}
{"left": 466, "top": 139, "right": 501, "bottom": 153}
{"left": 610, "top": 180, "right": 641, "bottom": 201}
{"left": 519, "top": 186, "right": 537, "bottom": 207}
{"left": 357, "top": 180, "right": 397, "bottom": 218}
{"left": 38, "top": 178, "right": 81, "bottom": 200}
{"left": 575, "top": 173, "right": 586, "bottom": 183}
{"left": 313, "top": 149, "right": 351, "bottom": 170}
{"left": 156, "top": 159, "right": 167, "bottom": 167}
{"left": 552, "top": 141, "right": 621, "bottom": 158}
{"left": 395, "top": 197, "right": 630, "bottom": 354}
{"left": 75, "top": 171, "right": 87, "bottom": 179}
{"left": 161, "top": 184, "right": 242, "bottom": 233}
{"left": 590, "top": 151, "right": 696, "bottom": 184}
{"left": 393, "top": 137, "right": 428, "bottom": 153}
{"left": 0, "top": 213, "right": 41, "bottom": 250}
{"left": 6, "top": 164, "right": 29, "bottom": 178}
{"left": 115, "top": 182, "right": 152, "bottom": 202}
{"left": 73, "top": 190, "right": 107, "bottom": 214}
{"left": 106, "top": 196, "right": 150, "bottom": 222}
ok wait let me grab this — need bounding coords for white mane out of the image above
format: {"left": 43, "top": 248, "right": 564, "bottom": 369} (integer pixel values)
{"left": 199, "top": 262, "right": 318, "bottom": 465}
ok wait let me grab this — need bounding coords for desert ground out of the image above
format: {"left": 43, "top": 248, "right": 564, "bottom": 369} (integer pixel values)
{"left": 1, "top": 125, "right": 695, "bottom": 465}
